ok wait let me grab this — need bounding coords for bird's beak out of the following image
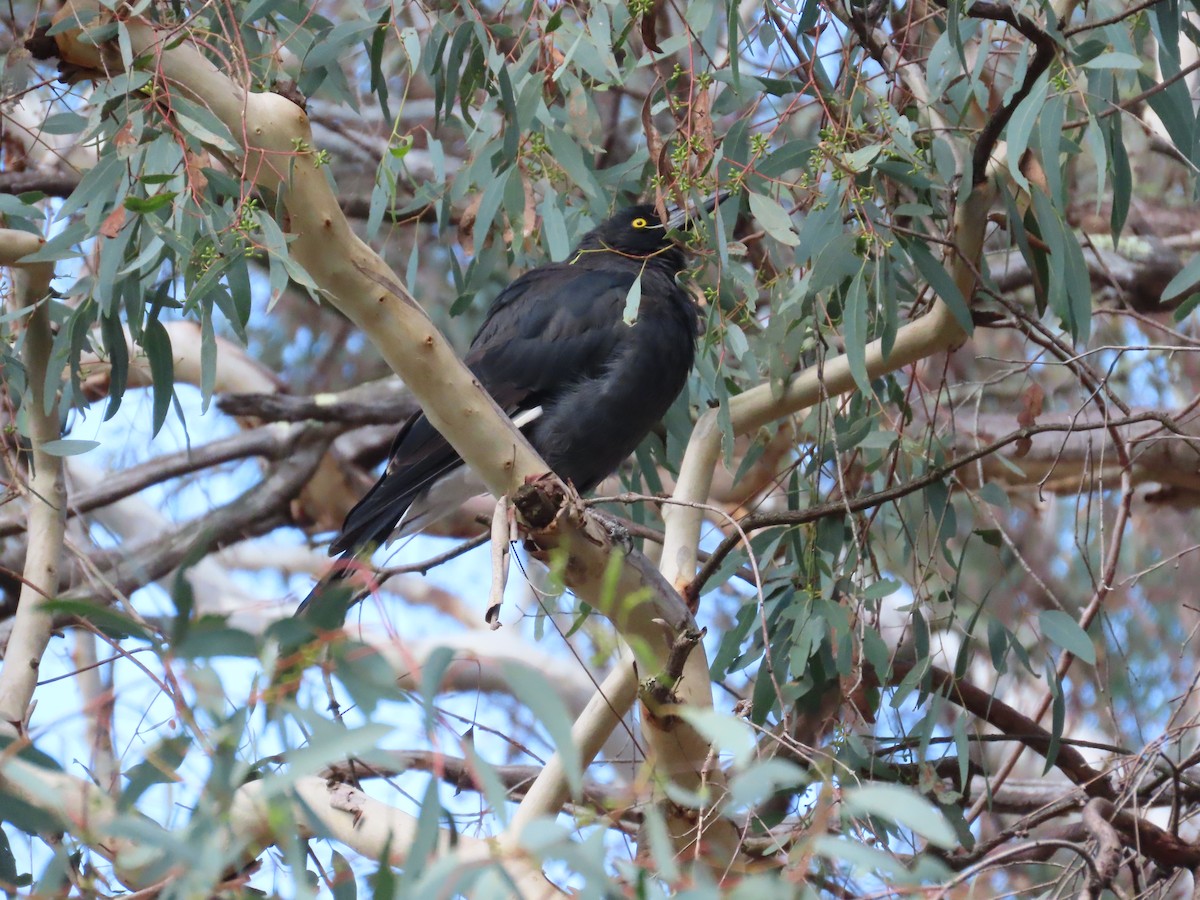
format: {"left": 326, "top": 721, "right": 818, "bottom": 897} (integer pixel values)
{"left": 665, "top": 190, "right": 734, "bottom": 232}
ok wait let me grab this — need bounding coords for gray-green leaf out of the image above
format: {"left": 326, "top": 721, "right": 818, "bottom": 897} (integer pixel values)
{"left": 748, "top": 191, "right": 800, "bottom": 246}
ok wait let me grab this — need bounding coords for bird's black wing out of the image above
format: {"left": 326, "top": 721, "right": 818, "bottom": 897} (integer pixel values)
{"left": 329, "top": 263, "right": 638, "bottom": 557}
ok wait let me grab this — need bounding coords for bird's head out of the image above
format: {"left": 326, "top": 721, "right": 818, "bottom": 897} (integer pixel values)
{"left": 573, "top": 194, "right": 731, "bottom": 268}
{"left": 575, "top": 204, "right": 680, "bottom": 261}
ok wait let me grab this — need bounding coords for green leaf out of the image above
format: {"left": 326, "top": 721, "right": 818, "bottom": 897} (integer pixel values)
{"left": 277, "top": 723, "right": 394, "bottom": 785}
{"left": 728, "top": 758, "right": 808, "bottom": 807}
{"left": 120, "top": 736, "right": 190, "bottom": 809}
{"left": 843, "top": 268, "right": 871, "bottom": 393}
{"left": 0, "top": 194, "right": 45, "bottom": 221}
{"left": 462, "top": 738, "right": 512, "bottom": 826}
{"left": 471, "top": 167, "right": 512, "bottom": 253}
{"left": 37, "top": 439, "right": 99, "bottom": 457}
{"left": 1173, "top": 291, "right": 1200, "bottom": 322}
{"left": 1037, "top": 93, "right": 1066, "bottom": 204}
{"left": 864, "top": 579, "right": 901, "bottom": 599}
{"left": 368, "top": 834, "right": 397, "bottom": 898}
{"left": 173, "top": 621, "right": 258, "bottom": 659}
{"left": 400, "top": 26, "right": 421, "bottom": 75}
{"left": 1082, "top": 110, "right": 1108, "bottom": 217}
{"left": 1162, "top": 252, "right": 1200, "bottom": 301}
{"left": 974, "top": 528, "right": 1002, "bottom": 547}
{"left": 40, "top": 599, "right": 153, "bottom": 641}
{"left": 724, "top": 321, "right": 749, "bottom": 361}
{"left": 1031, "top": 188, "right": 1091, "bottom": 342}
{"left": 368, "top": 8, "right": 392, "bottom": 119}
{"left": 502, "top": 662, "right": 583, "bottom": 797}
{"left": 678, "top": 707, "right": 756, "bottom": 768}
{"left": 1083, "top": 51, "right": 1143, "bottom": 69}
{"left": 842, "top": 143, "right": 883, "bottom": 173}
{"left": 58, "top": 153, "right": 123, "bottom": 223}
{"left": 0, "top": 788, "right": 62, "bottom": 835}
{"left": 639, "top": 807, "right": 681, "bottom": 882}
{"left": 540, "top": 192, "right": 569, "bottom": 262}
{"left": 142, "top": 317, "right": 175, "bottom": 437}
{"left": 954, "top": 715, "right": 970, "bottom": 796}
{"left": 907, "top": 239, "right": 973, "bottom": 334}
{"left": 748, "top": 191, "right": 800, "bottom": 246}
{"left": 988, "top": 618, "right": 1009, "bottom": 675}
{"left": 331, "top": 850, "right": 357, "bottom": 900}
{"left": 497, "top": 67, "right": 519, "bottom": 164}
{"left": 751, "top": 629, "right": 789, "bottom": 723}
{"left": 1005, "top": 73, "right": 1049, "bottom": 191}
{"left": 17, "top": 219, "right": 87, "bottom": 262}
{"left": 418, "top": 646, "right": 455, "bottom": 729}
{"left": 0, "top": 736, "right": 63, "bottom": 773}
{"left": 332, "top": 641, "right": 405, "bottom": 713}
{"left": 45, "top": 4, "right": 100, "bottom": 34}
{"left": 257, "top": 212, "right": 317, "bottom": 294}
{"left": 810, "top": 835, "right": 910, "bottom": 878}
{"left": 306, "top": 20, "right": 379, "bottom": 70}
{"left": 843, "top": 784, "right": 958, "bottom": 849}
{"left": 1107, "top": 103, "right": 1131, "bottom": 239}
{"left": 199, "top": 301, "right": 216, "bottom": 412}
{"left": 173, "top": 109, "right": 239, "bottom": 154}
{"left": 399, "top": 774, "right": 451, "bottom": 887}
{"left": 1039, "top": 609, "right": 1096, "bottom": 664}
{"left": 1142, "top": 70, "right": 1195, "bottom": 159}
{"left": 41, "top": 111, "right": 88, "bottom": 135}
{"left": 100, "top": 309, "right": 128, "bottom": 420}
{"left": 0, "top": 826, "right": 17, "bottom": 885}
{"left": 1044, "top": 655, "right": 1064, "bottom": 773}
{"left": 757, "top": 140, "right": 817, "bottom": 178}
{"left": 544, "top": 130, "right": 603, "bottom": 202}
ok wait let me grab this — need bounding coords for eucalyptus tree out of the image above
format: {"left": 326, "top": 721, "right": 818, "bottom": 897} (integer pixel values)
{"left": 2, "top": 0, "right": 1200, "bottom": 895}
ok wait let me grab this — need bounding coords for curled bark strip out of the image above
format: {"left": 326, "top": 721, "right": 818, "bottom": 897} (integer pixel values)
{"left": 485, "top": 497, "right": 511, "bottom": 630}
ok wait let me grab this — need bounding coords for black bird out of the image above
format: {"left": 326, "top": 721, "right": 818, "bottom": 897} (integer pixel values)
{"left": 299, "top": 197, "right": 722, "bottom": 617}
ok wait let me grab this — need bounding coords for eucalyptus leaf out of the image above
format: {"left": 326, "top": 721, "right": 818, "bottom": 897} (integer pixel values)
{"left": 37, "top": 439, "right": 99, "bottom": 457}
{"left": 1039, "top": 610, "right": 1096, "bottom": 664}
{"left": 748, "top": 191, "right": 800, "bottom": 246}
{"left": 844, "top": 784, "right": 958, "bottom": 849}
{"left": 502, "top": 662, "right": 583, "bottom": 797}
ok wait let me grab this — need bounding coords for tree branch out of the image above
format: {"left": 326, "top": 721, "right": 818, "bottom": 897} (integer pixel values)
{"left": 228, "top": 778, "right": 521, "bottom": 885}
{"left": 217, "top": 381, "right": 418, "bottom": 426}
{"left": 0, "top": 753, "right": 161, "bottom": 887}
{"left": 965, "top": 1, "right": 1059, "bottom": 186}
{"left": 322, "top": 750, "right": 639, "bottom": 826}
{"left": 0, "top": 230, "right": 65, "bottom": 731}
{"left": 686, "top": 409, "right": 1200, "bottom": 600}
{"left": 0, "top": 425, "right": 291, "bottom": 542}
{"left": 37, "top": 6, "right": 726, "bottom": 876}
{"left": 893, "top": 662, "right": 1116, "bottom": 798}
{"left": 660, "top": 182, "right": 991, "bottom": 596}
{"left": 504, "top": 41, "right": 997, "bottom": 871}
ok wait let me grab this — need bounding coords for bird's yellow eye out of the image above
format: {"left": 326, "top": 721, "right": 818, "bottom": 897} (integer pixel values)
{"left": 631, "top": 217, "right": 648, "bottom": 229}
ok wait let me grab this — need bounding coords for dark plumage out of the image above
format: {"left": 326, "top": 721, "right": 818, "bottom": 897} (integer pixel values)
{"left": 299, "top": 199, "right": 721, "bottom": 617}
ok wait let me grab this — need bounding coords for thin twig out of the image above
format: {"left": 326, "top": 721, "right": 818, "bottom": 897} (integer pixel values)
{"left": 687, "top": 411, "right": 1171, "bottom": 598}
